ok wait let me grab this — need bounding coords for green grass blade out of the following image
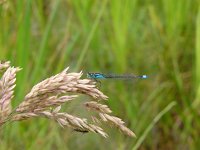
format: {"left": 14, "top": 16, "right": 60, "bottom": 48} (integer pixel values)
{"left": 31, "top": 0, "right": 60, "bottom": 83}
{"left": 75, "top": 0, "right": 107, "bottom": 70}
{"left": 196, "top": 6, "right": 200, "bottom": 86}
{"left": 132, "top": 101, "right": 177, "bottom": 150}
{"left": 16, "top": 0, "right": 32, "bottom": 100}
{"left": 194, "top": 5, "right": 200, "bottom": 108}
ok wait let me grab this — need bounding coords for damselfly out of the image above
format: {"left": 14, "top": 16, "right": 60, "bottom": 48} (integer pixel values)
{"left": 87, "top": 72, "right": 148, "bottom": 80}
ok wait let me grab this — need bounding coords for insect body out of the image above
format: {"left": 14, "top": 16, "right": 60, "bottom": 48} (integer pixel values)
{"left": 87, "top": 72, "right": 148, "bottom": 80}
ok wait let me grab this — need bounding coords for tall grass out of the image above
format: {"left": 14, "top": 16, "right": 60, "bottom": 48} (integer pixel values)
{"left": 0, "top": 0, "right": 199, "bottom": 149}
{"left": 195, "top": 4, "right": 200, "bottom": 106}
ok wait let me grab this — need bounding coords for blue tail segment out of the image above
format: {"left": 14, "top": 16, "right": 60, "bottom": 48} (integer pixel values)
{"left": 140, "top": 75, "right": 148, "bottom": 79}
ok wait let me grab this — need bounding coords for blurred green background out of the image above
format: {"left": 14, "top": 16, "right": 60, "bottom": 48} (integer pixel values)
{"left": 0, "top": 0, "right": 200, "bottom": 149}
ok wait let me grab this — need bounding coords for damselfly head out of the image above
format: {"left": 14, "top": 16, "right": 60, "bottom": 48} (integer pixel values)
{"left": 87, "top": 72, "right": 104, "bottom": 79}
{"left": 87, "top": 72, "right": 95, "bottom": 78}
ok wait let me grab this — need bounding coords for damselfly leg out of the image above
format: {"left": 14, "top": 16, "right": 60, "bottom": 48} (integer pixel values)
{"left": 93, "top": 78, "right": 101, "bottom": 89}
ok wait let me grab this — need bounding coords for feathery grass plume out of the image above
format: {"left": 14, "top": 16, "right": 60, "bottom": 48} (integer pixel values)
{"left": 0, "top": 61, "right": 135, "bottom": 138}
{"left": 27, "top": 67, "right": 108, "bottom": 99}
{"left": 0, "top": 66, "right": 21, "bottom": 121}
{"left": 12, "top": 106, "right": 108, "bottom": 138}
{"left": 99, "top": 113, "right": 136, "bottom": 137}
{"left": 16, "top": 67, "right": 107, "bottom": 113}
{"left": 16, "top": 95, "right": 78, "bottom": 113}
{"left": 85, "top": 101, "right": 136, "bottom": 137}
{"left": 85, "top": 101, "right": 112, "bottom": 114}
{"left": 0, "top": 61, "right": 10, "bottom": 71}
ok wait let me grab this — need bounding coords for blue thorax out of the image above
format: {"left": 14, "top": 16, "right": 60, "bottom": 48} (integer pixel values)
{"left": 87, "top": 73, "right": 105, "bottom": 79}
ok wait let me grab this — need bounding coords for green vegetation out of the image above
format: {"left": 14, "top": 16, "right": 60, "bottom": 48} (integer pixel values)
{"left": 0, "top": 0, "right": 199, "bottom": 149}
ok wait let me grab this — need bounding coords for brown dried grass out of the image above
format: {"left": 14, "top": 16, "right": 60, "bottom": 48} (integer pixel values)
{"left": 0, "top": 60, "right": 135, "bottom": 138}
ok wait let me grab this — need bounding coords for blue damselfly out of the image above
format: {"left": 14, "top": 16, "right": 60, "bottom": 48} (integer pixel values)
{"left": 87, "top": 73, "right": 148, "bottom": 80}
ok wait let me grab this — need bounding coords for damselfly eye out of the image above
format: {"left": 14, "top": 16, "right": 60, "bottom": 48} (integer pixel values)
{"left": 87, "top": 73, "right": 91, "bottom": 78}
{"left": 87, "top": 73, "right": 95, "bottom": 78}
